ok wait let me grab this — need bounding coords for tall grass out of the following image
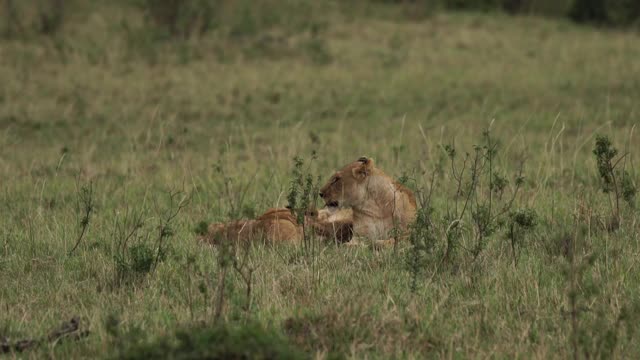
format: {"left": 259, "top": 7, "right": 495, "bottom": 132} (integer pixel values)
{"left": 1, "top": 3, "right": 640, "bottom": 358}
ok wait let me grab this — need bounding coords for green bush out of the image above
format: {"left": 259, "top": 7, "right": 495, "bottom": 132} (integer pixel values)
{"left": 140, "top": 0, "right": 322, "bottom": 39}
{"left": 502, "top": 0, "right": 574, "bottom": 16}
{"left": 142, "top": 0, "right": 216, "bottom": 38}
{"left": 110, "top": 322, "right": 305, "bottom": 360}
{"left": 446, "top": 0, "right": 504, "bottom": 11}
{"left": 1, "top": 0, "right": 67, "bottom": 38}
{"left": 369, "top": 0, "right": 639, "bottom": 26}
{"left": 569, "top": 0, "right": 609, "bottom": 23}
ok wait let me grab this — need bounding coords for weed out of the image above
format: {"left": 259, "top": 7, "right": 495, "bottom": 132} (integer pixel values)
{"left": 213, "top": 233, "right": 232, "bottom": 323}
{"left": 108, "top": 320, "right": 302, "bottom": 360}
{"left": 407, "top": 128, "right": 530, "bottom": 289}
{"left": 286, "top": 154, "right": 320, "bottom": 241}
{"left": 194, "top": 221, "right": 209, "bottom": 236}
{"left": 506, "top": 207, "right": 538, "bottom": 266}
{"left": 231, "top": 242, "right": 259, "bottom": 320}
{"left": 286, "top": 155, "right": 322, "bottom": 289}
{"left": 142, "top": 0, "right": 216, "bottom": 38}
{"left": 152, "top": 189, "right": 189, "bottom": 271}
{"left": 564, "top": 247, "right": 640, "bottom": 359}
{"left": 302, "top": 37, "right": 332, "bottom": 65}
{"left": 111, "top": 206, "right": 152, "bottom": 286}
{"left": 592, "top": 135, "right": 636, "bottom": 230}
{"left": 1, "top": 0, "right": 66, "bottom": 38}
{"left": 213, "top": 162, "right": 257, "bottom": 220}
{"left": 68, "top": 179, "right": 95, "bottom": 255}
{"left": 407, "top": 206, "right": 436, "bottom": 293}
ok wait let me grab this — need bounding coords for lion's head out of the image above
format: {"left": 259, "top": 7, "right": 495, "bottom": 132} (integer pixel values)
{"left": 319, "top": 156, "right": 374, "bottom": 209}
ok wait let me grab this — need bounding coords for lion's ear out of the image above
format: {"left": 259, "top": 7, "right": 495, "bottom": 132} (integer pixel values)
{"left": 352, "top": 157, "right": 374, "bottom": 179}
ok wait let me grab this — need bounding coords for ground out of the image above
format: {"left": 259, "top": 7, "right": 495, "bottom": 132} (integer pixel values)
{"left": 1, "top": 3, "right": 639, "bottom": 358}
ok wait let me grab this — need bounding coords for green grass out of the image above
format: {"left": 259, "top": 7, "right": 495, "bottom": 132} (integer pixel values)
{"left": 1, "top": 2, "right": 640, "bottom": 358}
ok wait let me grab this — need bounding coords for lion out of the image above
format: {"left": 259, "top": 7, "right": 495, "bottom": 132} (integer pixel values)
{"left": 199, "top": 207, "right": 353, "bottom": 245}
{"left": 318, "top": 156, "right": 417, "bottom": 246}
{"left": 199, "top": 208, "right": 302, "bottom": 245}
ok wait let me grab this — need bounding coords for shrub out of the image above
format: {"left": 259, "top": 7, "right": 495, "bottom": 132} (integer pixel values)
{"left": 569, "top": 0, "right": 640, "bottom": 26}
{"left": 569, "top": 0, "right": 609, "bottom": 23}
{"left": 592, "top": 135, "right": 637, "bottom": 230}
{"left": 1, "top": 0, "right": 67, "bottom": 38}
{"left": 109, "top": 322, "right": 304, "bottom": 360}
{"left": 369, "top": 0, "right": 639, "bottom": 26}
{"left": 606, "top": 0, "right": 640, "bottom": 26}
{"left": 143, "top": 0, "right": 216, "bottom": 38}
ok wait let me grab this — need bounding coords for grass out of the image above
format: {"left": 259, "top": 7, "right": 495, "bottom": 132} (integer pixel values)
{"left": 1, "top": 2, "right": 640, "bottom": 358}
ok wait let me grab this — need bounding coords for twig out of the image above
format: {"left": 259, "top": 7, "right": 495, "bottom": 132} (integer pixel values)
{"left": 69, "top": 180, "right": 95, "bottom": 255}
{"left": 153, "top": 189, "right": 190, "bottom": 270}
{"left": 1, "top": 317, "right": 89, "bottom": 354}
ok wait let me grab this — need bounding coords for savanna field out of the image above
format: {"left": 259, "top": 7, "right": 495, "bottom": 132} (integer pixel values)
{"left": 1, "top": 1, "right": 640, "bottom": 358}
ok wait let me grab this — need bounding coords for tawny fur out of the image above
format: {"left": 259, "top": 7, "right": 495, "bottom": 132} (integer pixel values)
{"left": 199, "top": 207, "right": 353, "bottom": 245}
{"left": 313, "top": 208, "right": 354, "bottom": 243}
{"left": 319, "top": 157, "right": 417, "bottom": 246}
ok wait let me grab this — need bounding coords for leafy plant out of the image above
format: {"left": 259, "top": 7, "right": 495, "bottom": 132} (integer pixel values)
{"left": 506, "top": 207, "right": 537, "bottom": 266}
{"left": 2, "top": 0, "right": 67, "bottom": 38}
{"left": 107, "top": 320, "right": 303, "bottom": 360}
{"left": 407, "top": 205, "right": 436, "bottom": 293}
{"left": 143, "top": 0, "right": 216, "bottom": 38}
{"left": 407, "top": 128, "right": 529, "bottom": 290}
{"left": 68, "top": 179, "right": 95, "bottom": 255}
{"left": 286, "top": 154, "right": 322, "bottom": 288}
{"left": 194, "top": 220, "right": 209, "bottom": 236}
{"left": 564, "top": 249, "right": 640, "bottom": 359}
{"left": 592, "top": 135, "right": 636, "bottom": 230}
{"left": 152, "top": 189, "right": 189, "bottom": 271}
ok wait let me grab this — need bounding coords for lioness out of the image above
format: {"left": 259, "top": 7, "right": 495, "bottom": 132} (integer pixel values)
{"left": 319, "top": 156, "right": 417, "bottom": 246}
{"left": 199, "top": 207, "right": 353, "bottom": 245}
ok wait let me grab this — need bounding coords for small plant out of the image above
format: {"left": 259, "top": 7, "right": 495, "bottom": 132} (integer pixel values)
{"left": 231, "top": 243, "right": 259, "bottom": 319}
{"left": 143, "top": 0, "right": 216, "bottom": 38}
{"left": 111, "top": 206, "right": 168, "bottom": 287}
{"left": 68, "top": 179, "right": 95, "bottom": 255}
{"left": 439, "top": 142, "right": 481, "bottom": 265}
{"left": 107, "top": 319, "right": 303, "bottom": 360}
{"left": 152, "top": 189, "right": 189, "bottom": 271}
{"left": 563, "top": 247, "right": 640, "bottom": 359}
{"left": 407, "top": 127, "right": 529, "bottom": 289}
{"left": 37, "top": 0, "right": 65, "bottom": 35}
{"left": 194, "top": 220, "right": 209, "bottom": 236}
{"left": 592, "top": 135, "right": 636, "bottom": 230}
{"left": 473, "top": 129, "right": 527, "bottom": 261}
{"left": 286, "top": 154, "right": 322, "bottom": 287}
{"left": 302, "top": 36, "right": 332, "bottom": 65}
{"left": 128, "top": 243, "right": 156, "bottom": 273}
{"left": 1, "top": 0, "right": 66, "bottom": 38}
{"left": 506, "top": 207, "right": 537, "bottom": 266}
{"left": 490, "top": 172, "right": 509, "bottom": 199}
{"left": 213, "top": 231, "right": 233, "bottom": 323}
{"left": 2, "top": 0, "right": 22, "bottom": 38}
{"left": 213, "top": 162, "right": 257, "bottom": 220}
{"left": 407, "top": 205, "right": 436, "bottom": 293}
{"left": 286, "top": 156, "right": 305, "bottom": 224}
{"left": 594, "top": 135, "right": 619, "bottom": 194}
{"left": 405, "top": 147, "right": 443, "bottom": 290}
{"left": 286, "top": 154, "right": 320, "bottom": 237}
{"left": 114, "top": 239, "right": 165, "bottom": 285}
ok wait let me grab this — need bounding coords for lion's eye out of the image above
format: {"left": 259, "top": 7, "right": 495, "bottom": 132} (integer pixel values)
{"left": 332, "top": 176, "right": 340, "bottom": 184}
